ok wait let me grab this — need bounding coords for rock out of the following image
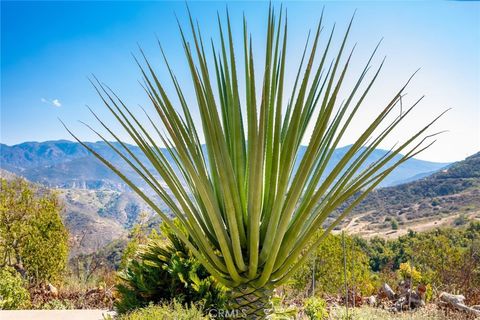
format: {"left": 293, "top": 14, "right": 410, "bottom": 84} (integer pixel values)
{"left": 408, "top": 290, "right": 425, "bottom": 309}
{"left": 397, "top": 279, "right": 412, "bottom": 296}
{"left": 440, "top": 292, "right": 465, "bottom": 305}
{"left": 393, "top": 296, "right": 407, "bottom": 311}
{"left": 380, "top": 283, "right": 396, "bottom": 300}
{"left": 439, "top": 292, "right": 480, "bottom": 317}
{"left": 367, "top": 295, "right": 377, "bottom": 306}
{"left": 47, "top": 283, "right": 58, "bottom": 297}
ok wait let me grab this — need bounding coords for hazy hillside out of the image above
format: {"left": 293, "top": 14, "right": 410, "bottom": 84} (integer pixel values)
{"left": 342, "top": 152, "right": 480, "bottom": 237}
{"left": 1, "top": 140, "right": 450, "bottom": 189}
{"left": 63, "top": 188, "right": 158, "bottom": 256}
{"left": 0, "top": 169, "right": 157, "bottom": 256}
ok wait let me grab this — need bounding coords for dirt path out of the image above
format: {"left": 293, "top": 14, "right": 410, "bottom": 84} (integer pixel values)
{"left": 346, "top": 210, "right": 480, "bottom": 239}
{"left": 0, "top": 310, "right": 115, "bottom": 320}
{"left": 343, "top": 212, "right": 369, "bottom": 230}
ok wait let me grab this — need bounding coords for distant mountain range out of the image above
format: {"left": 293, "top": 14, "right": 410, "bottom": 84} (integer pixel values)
{"left": 0, "top": 140, "right": 451, "bottom": 190}
{"left": 2, "top": 140, "right": 470, "bottom": 255}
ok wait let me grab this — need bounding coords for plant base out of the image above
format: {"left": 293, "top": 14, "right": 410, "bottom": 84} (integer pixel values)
{"left": 229, "top": 285, "right": 273, "bottom": 319}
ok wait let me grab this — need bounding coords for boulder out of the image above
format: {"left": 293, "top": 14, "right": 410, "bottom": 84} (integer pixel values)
{"left": 367, "top": 295, "right": 377, "bottom": 306}
{"left": 380, "top": 283, "right": 396, "bottom": 300}
{"left": 47, "top": 283, "right": 58, "bottom": 298}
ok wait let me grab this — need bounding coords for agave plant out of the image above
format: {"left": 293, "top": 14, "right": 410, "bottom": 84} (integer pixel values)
{"left": 66, "top": 6, "right": 444, "bottom": 318}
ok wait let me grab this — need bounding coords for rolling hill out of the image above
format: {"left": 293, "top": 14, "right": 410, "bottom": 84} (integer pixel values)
{"left": 341, "top": 152, "right": 480, "bottom": 238}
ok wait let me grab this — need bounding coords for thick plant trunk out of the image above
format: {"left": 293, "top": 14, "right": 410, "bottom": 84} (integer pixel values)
{"left": 229, "top": 285, "right": 273, "bottom": 319}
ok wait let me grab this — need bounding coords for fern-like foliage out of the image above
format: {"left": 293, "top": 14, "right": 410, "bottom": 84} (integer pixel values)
{"left": 115, "top": 220, "right": 227, "bottom": 314}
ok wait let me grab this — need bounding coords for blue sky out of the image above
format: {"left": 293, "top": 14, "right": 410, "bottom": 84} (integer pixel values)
{"left": 1, "top": 1, "right": 479, "bottom": 162}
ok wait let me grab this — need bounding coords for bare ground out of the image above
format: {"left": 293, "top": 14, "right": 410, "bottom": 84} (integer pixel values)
{"left": 338, "top": 210, "right": 480, "bottom": 239}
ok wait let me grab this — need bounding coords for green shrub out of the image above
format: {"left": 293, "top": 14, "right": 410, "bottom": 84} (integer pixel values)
{"left": 361, "top": 237, "right": 395, "bottom": 272}
{"left": 115, "top": 220, "right": 227, "bottom": 314}
{"left": 116, "top": 301, "right": 209, "bottom": 320}
{"left": 267, "top": 295, "right": 298, "bottom": 319}
{"left": 0, "top": 178, "right": 68, "bottom": 284}
{"left": 303, "top": 296, "right": 328, "bottom": 320}
{"left": 390, "top": 218, "right": 399, "bottom": 230}
{"left": 292, "top": 233, "right": 375, "bottom": 296}
{"left": 0, "top": 266, "right": 31, "bottom": 310}
{"left": 364, "top": 223, "right": 480, "bottom": 303}
{"left": 453, "top": 213, "right": 469, "bottom": 226}
{"left": 41, "top": 299, "right": 75, "bottom": 310}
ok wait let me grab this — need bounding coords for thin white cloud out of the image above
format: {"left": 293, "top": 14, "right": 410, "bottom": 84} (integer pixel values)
{"left": 41, "top": 98, "right": 62, "bottom": 107}
{"left": 51, "top": 99, "right": 61, "bottom": 107}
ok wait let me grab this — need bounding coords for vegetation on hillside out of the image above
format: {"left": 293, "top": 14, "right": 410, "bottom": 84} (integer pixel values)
{"left": 286, "top": 222, "right": 480, "bottom": 307}
{"left": 361, "top": 223, "right": 480, "bottom": 305}
{"left": 0, "top": 178, "right": 68, "bottom": 284}
{"left": 291, "top": 233, "right": 374, "bottom": 296}
{"left": 0, "top": 177, "right": 478, "bottom": 318}
{"left": 348, "top": 152, "right": 480, "bottom": 222}
{"left": 370, "top": 152, "right": 479, "bottom": 204}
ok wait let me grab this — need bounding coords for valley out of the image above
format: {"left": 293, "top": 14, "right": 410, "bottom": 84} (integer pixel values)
{"left": 1, "top": 140, "right": 478, "bottom": 256}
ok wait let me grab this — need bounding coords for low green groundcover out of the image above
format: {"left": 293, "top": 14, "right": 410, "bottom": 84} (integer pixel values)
{"left": 115, "top": 302, "right": 208, "bottom": 320}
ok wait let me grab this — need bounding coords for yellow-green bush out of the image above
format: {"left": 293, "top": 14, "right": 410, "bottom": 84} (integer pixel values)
{"left": 268, "top": 295, "right": 298, "bottom": 319}
{"left": 398, "top": 262, "right": 422, "bottom": 284}
{"left": 0, "top": 178, "right": 68, "bottom": 284}
{"left": 303, "top": 296, "right": 328, "bottom": 320}
{"left": 0, "top": 266, "right": 30, "bottom": 310}
{"left": 291, "top": 233, "right": 375, "bottom": 296}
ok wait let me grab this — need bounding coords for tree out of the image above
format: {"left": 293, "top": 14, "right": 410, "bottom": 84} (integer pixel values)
{"left": 68, "top": 6, "right": 442, "bottom": 317}
{"left": 0, "top": 178, "right": 68, "bottom": 284}
{"left": 292, "top": 233, "right": 374, "bottom": 296}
